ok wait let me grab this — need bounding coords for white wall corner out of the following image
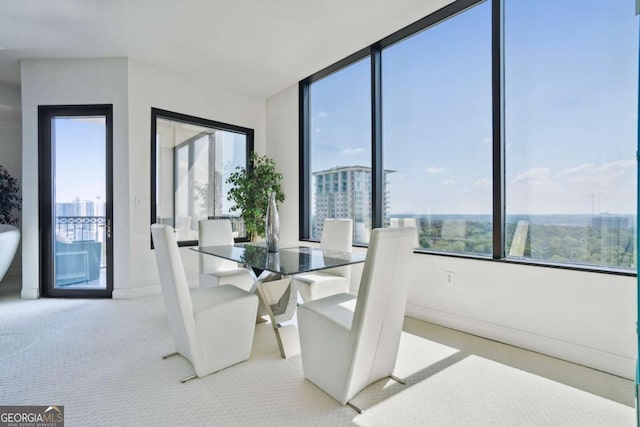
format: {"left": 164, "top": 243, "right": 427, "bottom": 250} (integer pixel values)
{"left": 266, "top": 84, "right": 299, "bottom": 244}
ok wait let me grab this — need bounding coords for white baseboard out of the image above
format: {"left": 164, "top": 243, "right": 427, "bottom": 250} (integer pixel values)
{"left": 112, "top": 285, "right": 161, "bottom": 299}
{"left": 406, "top": 304, "right": 634, "bottom": 380}
{"left": 21, "top": 287, "right": 40, "bottom": 299}
{"left": 19, "top": 285, "right": 161, "bottom": 300}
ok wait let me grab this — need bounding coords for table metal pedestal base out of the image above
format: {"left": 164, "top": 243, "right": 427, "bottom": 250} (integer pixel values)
{"left": 247, "top": 269, "right": 300, "bottom": 358}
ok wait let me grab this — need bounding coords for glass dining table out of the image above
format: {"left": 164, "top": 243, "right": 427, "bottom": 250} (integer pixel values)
{"left": 190, "top": 243, "right": 366, "bottom": 358}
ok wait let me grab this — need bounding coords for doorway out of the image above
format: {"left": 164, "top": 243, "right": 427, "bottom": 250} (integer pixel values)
{"left": 39, "top": 105, "right": 113, "bottom": 298}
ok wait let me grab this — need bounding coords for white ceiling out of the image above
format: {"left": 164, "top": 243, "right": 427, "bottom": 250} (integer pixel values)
{"left": 0, "top": 0, "right": 452, "bottom": 98}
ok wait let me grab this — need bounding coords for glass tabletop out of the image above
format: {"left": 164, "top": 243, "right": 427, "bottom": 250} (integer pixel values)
{"left": 191, "top": 243, "right": 366, "bottom": 276}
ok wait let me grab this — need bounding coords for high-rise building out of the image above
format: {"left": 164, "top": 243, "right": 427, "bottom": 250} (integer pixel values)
{"left": 56, "top": 198, "right": 98, "bottom": 217}
{"left": 312, "top": 165, "right": 392, "bottom": 243}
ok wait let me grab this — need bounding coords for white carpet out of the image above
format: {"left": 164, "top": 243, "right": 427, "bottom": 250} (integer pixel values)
{"left": 0, "top": 276, "right": 634, "bottom": 426}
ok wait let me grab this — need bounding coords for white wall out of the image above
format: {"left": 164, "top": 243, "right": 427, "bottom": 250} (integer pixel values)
{"left": 20, "top": 58, "right": 130, "bottom": 299}
{"left": 266, "top": 84, "right": 299, "bottom": 245}
{"left": 121, "top": 59, "right": 266, "bottom": 297}
{"left": 0, "top": 83, "right": 22, "bottom": 275}
{"left": 265, "top": 82, "right": 637, "bottom": 380}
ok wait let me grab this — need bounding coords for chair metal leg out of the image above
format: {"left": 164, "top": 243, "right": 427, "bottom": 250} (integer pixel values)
{"left": 162, "top": 352, "right": 179, "bottom": 359}
{"left": 345, "top": 375, "right": 404, "bottom": 414}
{"left": 389, "top": 374, "right": 406, "bottom": 385}
{"left": 346, "top": 401, "right": 362, "bottom": 414}
{"left": 180, "top": 374, "right": 197, "bottom": 383}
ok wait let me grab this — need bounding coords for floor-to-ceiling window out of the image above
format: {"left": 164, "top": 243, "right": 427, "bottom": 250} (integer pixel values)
{"left": 382, "top": 0, "right": 492, "bottom": 255}
{"left": 503, "top": 0, "right": 637, "bottom": 269}
{"left": 300, "top": 0, "right": 637, "bottom": 273}
{"left": 307, "top": 58, "right": 372, "bottom": 245}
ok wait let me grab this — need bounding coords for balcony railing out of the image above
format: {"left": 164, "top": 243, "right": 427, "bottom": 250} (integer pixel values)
{"left": 56, "top": 216, "right": 106, "bottom": 267}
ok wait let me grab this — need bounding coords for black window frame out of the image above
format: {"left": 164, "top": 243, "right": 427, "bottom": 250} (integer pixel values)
{"left": 150, "top": 107, "right": 254, "bottom": 248}
{"left": 299, "top": 0, "right": 636, "bottom": 277}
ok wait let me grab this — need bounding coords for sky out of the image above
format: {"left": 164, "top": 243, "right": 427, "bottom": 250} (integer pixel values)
{"left": 310, "top": 0, "right": 638, "bottom": 216}
{"left": 54, "top": 117, "right": 106, "bottom": 203}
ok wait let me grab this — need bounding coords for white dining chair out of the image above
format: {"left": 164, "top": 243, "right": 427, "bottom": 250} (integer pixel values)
{"left": 151, "top": 224, "right": 258, "bottom": 382}
{"left": 297, "top": 227, "right": 415, "bottom": 411}
{"left": 291, "top": 218, "right": 353, "bottom": 303}
{"left": 198, "top": 219, "right": 254, "bottom": 291}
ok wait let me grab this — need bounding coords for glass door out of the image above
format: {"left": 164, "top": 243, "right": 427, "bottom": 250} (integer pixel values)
{"left": 39, "top": 105, "right": 113, "bottom": 298}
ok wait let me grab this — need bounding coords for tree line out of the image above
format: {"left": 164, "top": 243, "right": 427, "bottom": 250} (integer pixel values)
{"left": 417, "top": 218, "right": 635, "bottom": 268}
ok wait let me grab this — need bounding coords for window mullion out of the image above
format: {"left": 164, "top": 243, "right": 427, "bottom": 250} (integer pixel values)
{"left": 371, "top": 45, "right": 383, "bottom": 230}
{"left": 492, "top": 0, "right": 505, "bottom": 260}
{"left": 299, "top": 81, "right": 311, "bottom": 240}
{"left": 187, "top": 141, "right": 195, "bottom": 223}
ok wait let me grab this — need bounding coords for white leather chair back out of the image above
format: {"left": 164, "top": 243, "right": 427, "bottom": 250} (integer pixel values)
{"left": 198, "top": 219, "right": 236, "bottom": 274}
{"left": 151, "top": 224, "right": 199, "bottom": 363}
{"left": 346, "top": 227, "right": 415, "bottom": 399}
{"left": 320, "top": 218, "right": 353, "bottom": 281}
{"left": 321, "top": 219, "right": 353, "bottom": 251}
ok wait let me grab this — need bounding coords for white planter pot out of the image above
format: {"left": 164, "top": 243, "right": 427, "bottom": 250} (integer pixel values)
{"left": 0, "top": 224, "right": 20, "bottom": 282}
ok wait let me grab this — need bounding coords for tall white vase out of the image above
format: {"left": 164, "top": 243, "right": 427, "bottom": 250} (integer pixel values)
{"left": 0, "top": 224, "right": 20, "bottom": 282}
{"left": 265, "top": 192, "right": 280, "bottom": 252}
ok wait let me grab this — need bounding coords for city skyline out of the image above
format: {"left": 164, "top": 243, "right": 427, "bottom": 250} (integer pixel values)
{"left": 56, "top": 198, "right": 105, "bottom": 216}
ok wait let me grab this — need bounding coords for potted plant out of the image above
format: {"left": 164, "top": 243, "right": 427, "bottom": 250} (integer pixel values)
{"left": 226, "top": 152, "right": 285, "bottom": 242}
{"left": 0, "top": 165, "right": 21, "bottom": 282}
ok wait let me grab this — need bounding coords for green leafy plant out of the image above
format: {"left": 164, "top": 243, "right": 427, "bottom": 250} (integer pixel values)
{"left": 0, "top": 165, "right": 21, "bottom": 225}
{"left": 226, "top": 153, "right": 284, "bottom": 241}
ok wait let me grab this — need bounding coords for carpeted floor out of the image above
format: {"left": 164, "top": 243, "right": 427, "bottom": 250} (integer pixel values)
{"left": 0, "top": 274, "right": 634, "bottom": 426}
